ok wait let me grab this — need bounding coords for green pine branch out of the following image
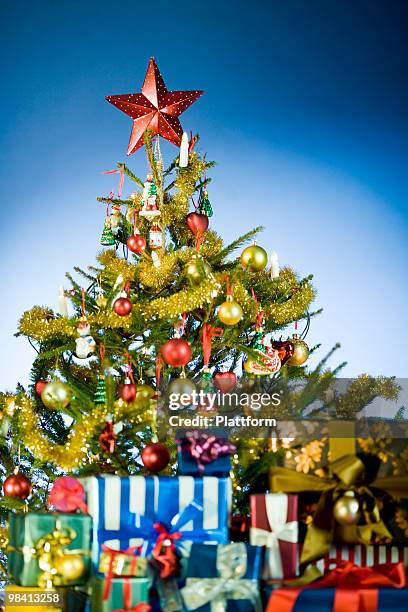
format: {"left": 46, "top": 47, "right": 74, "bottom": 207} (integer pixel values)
{"left": 210, "top": 227, "right": 264, "bottom": 264}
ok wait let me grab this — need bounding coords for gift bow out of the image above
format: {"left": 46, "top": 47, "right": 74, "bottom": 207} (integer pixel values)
{"left": 151, "top": 522, "right": 182, "bottom": 579}
{"left": 270, "top": 454, "right": 408, "bottom": 565}
{"left": 181, "top": 430, "right": 236, "bottom": 474}
{"left": 47, "top": 476, "right": 88, "bottom": 513}
{"left": 250, "top": 493, "right": 298, "bottom": 579}
{"left": 181, "top": 542, "right": 262, "bottom": 612}
{"left": 267, "top": 561, "right": 407, "bottom": 612}
{"left": 134, "top": 499, "right": 210, "bottom": 557}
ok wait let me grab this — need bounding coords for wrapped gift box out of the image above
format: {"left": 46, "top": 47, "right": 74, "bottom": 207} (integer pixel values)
{"left": 99, "top": 544, "right": 148, "bottom": 577}
{"left": 181, "top": 542, "right": 263, "bottom": 611}
{"left": 266, "top": 587, "right": 408, "bottom": 612}
{"left": 177, "top": 445, "right": 231, "bottom": 477}
{"left": 176, "top": 432, "right": 232, "bottom": 477}
{"left": 80, "top": 475, "right": 231, "bottom": 566}
{"left": 4, "top": 585, "right": 89, "bottom": 612}
{"left": 91, "top": 575, "right": 151, "bottom": 612}
{"left": 8, "top": 512, "right": 92, "bottom": 587}
{"left": 250, "top": 493, "right": 298, "bottom": 579}
{"left": 313, "top": 544, "right": 408, "bottom": 573}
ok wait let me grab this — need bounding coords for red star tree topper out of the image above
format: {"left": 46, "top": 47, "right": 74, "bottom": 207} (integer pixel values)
{"left": 106, "top": 57, "right": 203, "bottom": 155}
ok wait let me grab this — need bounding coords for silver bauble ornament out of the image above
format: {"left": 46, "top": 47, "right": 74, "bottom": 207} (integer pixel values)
{"left": 168, "top": 376, "right": 197, "bottom": 404}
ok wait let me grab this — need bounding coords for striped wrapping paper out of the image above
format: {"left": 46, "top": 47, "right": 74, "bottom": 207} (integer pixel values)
{"left": 80, "top": 475, "right": 232, "bottom": 567}
{"left": 314, "top": 544, "right": 408, "bottom": 573}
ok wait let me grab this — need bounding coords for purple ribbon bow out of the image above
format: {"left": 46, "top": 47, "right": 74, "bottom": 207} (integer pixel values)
{"left": 181, "top": 430, "right": 236, "bottom": 474}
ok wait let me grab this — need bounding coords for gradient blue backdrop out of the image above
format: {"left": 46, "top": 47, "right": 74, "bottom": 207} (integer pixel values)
{"left": 1, "top": 0, "right": 407, "bottom": 391}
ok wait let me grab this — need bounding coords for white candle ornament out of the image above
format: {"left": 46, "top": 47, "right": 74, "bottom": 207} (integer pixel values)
{"left": 179, "top": 132, "right": 189, "bottom": 168}
{"left": 270, "top": 251, "right": 280, "bottom": 279}
{"left": 58, "top": 286, "right": 68, "bottom": 317}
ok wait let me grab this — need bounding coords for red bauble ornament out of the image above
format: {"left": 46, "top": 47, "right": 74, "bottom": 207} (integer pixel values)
{"left": 161, "top": 338, "right": 192, "bottom": 367}
{"left": 141, "top": 443, "right": 170, "bottom": 473}
{"left": 270, "top": 340, "right": 294, "bottom": 365}
{"left": 3, "top": 473, "right": 32, "bottom": 500}
{"left": 213, "top": 371, "right": 237, "bottom": 394}
{"left": 106, "top": 57, "right": 203, "bottom": 155}
{"left": 186, "top": 212, "right": 209, "bottom": 236}
{"left": 127, "top": 234, "right": 146, "bottom": 254}
{"left": 113, "top": 297, "right": 132, "bottom": 316}
{"left": 34, "top": 380, "right": 47, "bottom": 396}
{"left": 120, "top": 382, "right": 137, "bottom": 403}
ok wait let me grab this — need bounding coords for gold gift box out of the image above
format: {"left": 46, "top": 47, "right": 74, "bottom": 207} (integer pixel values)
{"left": 5, "top": 586, "right": 63, "bottom": 612}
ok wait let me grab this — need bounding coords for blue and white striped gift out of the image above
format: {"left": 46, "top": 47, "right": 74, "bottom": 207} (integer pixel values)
{"left": 80, "top": 475, "right": 231, "bottom": 566}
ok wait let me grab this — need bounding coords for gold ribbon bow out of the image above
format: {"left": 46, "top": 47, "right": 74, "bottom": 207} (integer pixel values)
{"left": 9, "top": 521, "right": 88, "bottom": 588}
{"left": 181, "top": 542, "right": 262, "bottom": 612}
{"left": 270, "top": 454, "right": 408, "bottom": 565}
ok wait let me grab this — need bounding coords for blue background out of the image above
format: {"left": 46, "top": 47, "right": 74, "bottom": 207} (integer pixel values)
{"left": 1, "top": 0, "right": 407, "bottom": 390}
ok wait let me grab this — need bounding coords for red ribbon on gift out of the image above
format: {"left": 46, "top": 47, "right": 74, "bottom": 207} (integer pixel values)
{"left": 102, "top": 544, "right": 143, "bottom": 601}
{"left": 114, "top": 577, "right": 151, "bottom": 612}
{"left": 151, "top": 522, "right": 181, "bottom": 579}
{"left": 47, "top": 476, "right": 88, "bottom": 512}
{"left": 267, "top": 561, "right": 407, "bottom": 612}
{"left": 201, "top": 323, "right": 224, "bottom": 367}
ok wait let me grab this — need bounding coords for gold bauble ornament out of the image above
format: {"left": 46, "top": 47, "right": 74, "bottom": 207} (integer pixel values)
{"left": 218, "top": 295, "right": 243, "bottom": 326}
{"left": 286, "top": 334, "right": 309, "bottom": 366}
{"left": 168, "top": 376, "right": 197, "bottom": 403}
{"left": 135, "top": 384, "right": 156, "bottom": 403}
{"left": 240, "top": 244, "right": 268, "bottom": 272}
{"left": 41, "top": 381, "right": 72, "bottom": 410}
{"left": 54, "top": 553, "right": 85, "bottom": 581}
{"left": 95, "top": 293, "right": 108, "bottom": 308}
{"left": 185, "top": 255, "right": 211, "bottom": 285}
{"left": 333, "top": 490, "right": 361, "bottom": 526}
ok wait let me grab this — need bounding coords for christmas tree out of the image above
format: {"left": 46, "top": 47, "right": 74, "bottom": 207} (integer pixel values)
{"left": 0, "top": 59, "right": 401, "bottom": 590}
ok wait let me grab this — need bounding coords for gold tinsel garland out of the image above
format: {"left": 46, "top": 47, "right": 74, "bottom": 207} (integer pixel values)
{"left": 19, "top": 307, "right": 76, "bottom": 342}
{"left": 13, "top": 394, "right": 155, "bottom": 470}
{"left": 138, "top": 240, "right": 222, "bottom": 290}
{"left": 330, "top": 375, "right": 400, "bottom": 418}
{"left": 18, "top": 269, "right": 316, "bottom": 341}
{"left": 140, "top": 273, "right": 223, "bottom": 319}
{"left": 160, "top": 153, "right": 207, "bottom": 228}
{"left": 97, "top": 250, "right": 137, "bottom": 284}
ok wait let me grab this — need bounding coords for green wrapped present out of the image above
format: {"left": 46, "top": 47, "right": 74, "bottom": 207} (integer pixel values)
{"left": 99, "top": 544, "right": 147, "bottom": 577}
{"left": 8, "top": 512, "right": 92, "bottom": 587}
{"left": 91, "top": 575, "right": 151, "bottom": 612}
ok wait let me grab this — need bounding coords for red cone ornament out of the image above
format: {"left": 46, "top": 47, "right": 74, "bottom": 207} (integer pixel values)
{"left": 161, "top": 338, "right": 192, "bottom": 367}
{"left": 141, "top": 443, "right": 170, "bottom": 473}
{"left": 113, "top": 297, "right": 132, "bottom": 316}
{"left": 213, "top": 371, "right": 237, "bottom": 394}
{"left": 127, "top": 234, "right": 146, "bottom": 254}
{"left": 3, "top": 473, "right": 32, "bottom": 500}
{"left": 34, "top": 380, "right": 47, "bottom": 396}
{"left": 186, "top": 212, "right": 209, "bottom": 236}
